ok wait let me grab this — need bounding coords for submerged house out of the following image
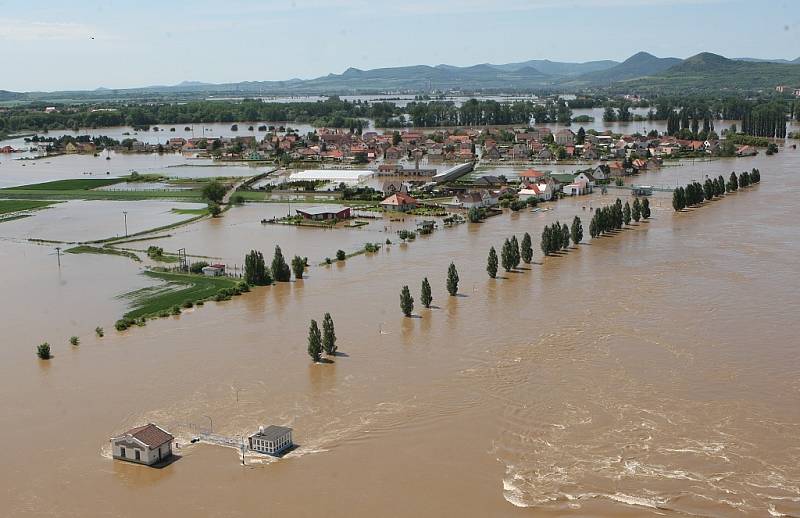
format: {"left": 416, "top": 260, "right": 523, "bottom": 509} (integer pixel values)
{"left": 111, "top": 424, "right": 174, "bottom": 466}
{"left": 248, "top": 425, "right": 293, "bottom": 456}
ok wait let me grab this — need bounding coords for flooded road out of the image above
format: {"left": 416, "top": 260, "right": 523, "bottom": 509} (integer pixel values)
{"left": 1, "top": 147, "right": 799, "bottom": 516}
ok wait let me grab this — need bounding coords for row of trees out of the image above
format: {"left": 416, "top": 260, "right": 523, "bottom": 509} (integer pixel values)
{"left": 244, "top": 246, "right": 305, "bottom": 285}
{"left": 486, "top": 232, "right": 535, "bottom": 278}
{"left": 540, "top": 220, "right": 570, "bottom": 256}
{"left": 307, "top": 313, "right": 337, "bottom": 362}
{"left": 589, "top": 198, "right": 650, "bottom": 238}
{"left": 741, "top": 103, "right": 787, "bottom": 138}
{"left": 671, "top": 170, "right": 761, "bottom": 211}
{"left": 400, "top": 264, "right": 459, "bottom": 317}
{"left": 0, "top": 97, "right": 397, "bottom": 132}
{"left": 394, "top": 98, "right": 572, "bottom": 127}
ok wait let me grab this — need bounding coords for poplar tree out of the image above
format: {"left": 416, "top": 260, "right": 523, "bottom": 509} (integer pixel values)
{"left": 244, "top": 250, "right": 272, "bottom": 285}
{"left": 446, "top": 262, "right": 459, "bottom": 296}
{"left": 623, "top": 202, "right": 632, "bottom": 225}
{"left": 632, "top": 198, "right": 641, "bottom": 222}
{"left": 510, "top": 235, "right": 521, "bottom": 268}
{"left": 307, "top": 320, "right": 322, "bottom": 362}
{"left": 641, "top": 198, "right": 651, "bottom": 219}
{"left": 570, "top": 216, "right": 583, "bottom": 245}
{"left": 501, "top": 239, "right": 514, "bottom": 272}
{"left": 322, "top": 313, "right": 337, "bottom": 355}
{"left": 271, "top": 245, "right": 291, "bottom": 282}
{"left": 520, "top": 232, "right": 533, "bottom": 264}
{"left": 420, "top": 277, "right": 433, "bottom": 308}
{"left": 487, "top": 247, "right": 498, "bottom": 278}
{"left": 561, "top": 223, "right": 570, "bottom": 250}
{"left": 400, "top": 285, "right": 414, "bottom": 317}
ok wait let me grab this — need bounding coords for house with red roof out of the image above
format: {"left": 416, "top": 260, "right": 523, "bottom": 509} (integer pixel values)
{"left": 111, "top": 423, "right": 174, "bottom": 466}
{"left": 379, "top": 192, "right": 418, "bottom": 212}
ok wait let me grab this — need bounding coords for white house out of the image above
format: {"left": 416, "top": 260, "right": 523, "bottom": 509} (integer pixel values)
{"left": 574, "top": 172, "right": 597, "bottom": 188}
{"left": 518, "top": 180, "right": 555, "bottom": 202}
{"left": 452, "top": 190, "right": 498, "bottom": 209}
{"left": 111, "top": 424, "right": 174, "bottom": 466}
{"left": 248, "top": 425, "right": 293, "bottom": 456}
{"left": 562, "top": 179, "right": 592, "bottom": 196}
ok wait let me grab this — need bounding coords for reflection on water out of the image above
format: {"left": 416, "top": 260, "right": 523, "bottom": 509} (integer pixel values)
{"left": 0, "top": 143, "right": 798, "bottom": 517}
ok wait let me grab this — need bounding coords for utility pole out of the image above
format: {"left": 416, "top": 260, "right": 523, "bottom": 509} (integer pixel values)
{"left": 240, "top": 436, "right": 246, "bottom": 466}
{"left": 122, "top": 211, "right": 128, "bottom": 237}
{"left": 55, "top": 247, "right": 62, "bottom": 268}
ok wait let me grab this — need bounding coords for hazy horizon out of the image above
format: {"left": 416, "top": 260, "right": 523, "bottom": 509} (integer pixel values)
{"left": 1, "top": 0, "right": 798, "bottom": 92}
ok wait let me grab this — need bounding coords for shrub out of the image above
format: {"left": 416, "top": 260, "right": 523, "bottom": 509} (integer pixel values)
{"left": 385, "top": 238, "right": 392, "bottom": 245}
{"left": 209, "top": 203, "right": 222, "bottom": 217}
{"left": 158, "top": 310, "right": 171, "bottom": 318}
{"left": 325, "top": 257, "right": 332, "bottom": 264}
{"left": 37, "top": 342, "right": 51, "bottom": 359}
{"left": 95, "top": 326, "right": 104, "bottom": 338}
{"left": 237, "top": 281, "right": 250, "bottom": 292}
{"left": 171, "top": 306, "right": 181, "bottom": 315}
{"left": 69, "top": 336, "right": 79, "bottom": 346}
{"left": 115, "top": 318, "right": 135, "bottom": 331}
{"left": 336, "top": 249, "right": 346, "bottom": 261}
{"left": 189, "top": 261, "right": 209, "bottom": 274}
{"left": 196, "top": 300, "right": 205, "bottom": 306}
{"left": 182, "top": 300, "right": 194, "bottom": 309}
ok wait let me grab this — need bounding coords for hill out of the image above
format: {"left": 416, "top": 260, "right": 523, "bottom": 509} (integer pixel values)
{"left": 620, "top": 52, "right": 800, "bottom": 93}
{"left": 488, "top": 59, "right": 618, "bottom": 77}
{"left": 569, "top": 52, "right": 681, "bottom": 85}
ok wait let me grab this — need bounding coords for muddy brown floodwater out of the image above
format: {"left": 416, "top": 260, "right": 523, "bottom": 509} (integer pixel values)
{"left": 1, "top": 146, "right": 799, "bottom": 517}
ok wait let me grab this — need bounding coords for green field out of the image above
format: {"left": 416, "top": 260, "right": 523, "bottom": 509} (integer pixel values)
{"left": 5, "top": 178, "right": 124, "bottom": 190}
{"left": 120, "top": 270, "right": 240, "bottom": 320}
{"left": 64, "top": 245, "right": 141, "bottom": 262}
{"left": 0, "top": 199, "right": 57, "bottom": 215}
{"left": 0, "top": 178, "right": 205, "bottom": 201}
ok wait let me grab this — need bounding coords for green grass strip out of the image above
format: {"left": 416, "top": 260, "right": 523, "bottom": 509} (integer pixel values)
{"left": 65, "top": 245, "right": 141, "bottom": 262}
{"left": 0, "top": 199, "right": 57, "bottom": 215}
{"left": 4, "top": 178, "right": 123, "bottom": 190}
{"left": 120, "top": 270, "right": 239, "bottom": 320}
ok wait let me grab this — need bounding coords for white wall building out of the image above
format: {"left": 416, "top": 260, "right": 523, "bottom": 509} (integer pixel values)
{"left": 248, "top": 425, "right": 293, "bottom": 456}
{"left": 111, "top": 424, "right": 174, "bottom": 466}
{"left": 287, "top": 169, "right": 374, "bottom": 187}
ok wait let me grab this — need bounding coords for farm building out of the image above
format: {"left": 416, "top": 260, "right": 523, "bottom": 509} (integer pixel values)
{"left": 110, "top": 424, "right": 174, "bottom": 466}
{"left": 295, "top": 205, "right": 352, "bottom": 221}
{"left": 248, "top": 425, "right": 293, "bottom": 456}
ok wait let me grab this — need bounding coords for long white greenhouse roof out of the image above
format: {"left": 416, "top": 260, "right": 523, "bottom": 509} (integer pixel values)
{"left": 288, "top": 169, "right": 374, "bottom": 182}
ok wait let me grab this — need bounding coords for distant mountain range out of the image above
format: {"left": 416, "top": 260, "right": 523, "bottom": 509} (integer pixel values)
{"left": 3, "top": 52, "right": 800, "bottom": 102}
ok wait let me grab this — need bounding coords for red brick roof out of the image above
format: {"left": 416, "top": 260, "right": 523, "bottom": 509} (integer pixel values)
{"left": 381, "top": 193, "right": 417, "bottom": 206}
{"left": 123, "top": 424, "right": 173, "bottom": 448}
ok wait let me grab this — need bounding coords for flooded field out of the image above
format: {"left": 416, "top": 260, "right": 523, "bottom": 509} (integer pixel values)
{"left": 0, "top": 142, "right": 798, "bottom": 517}
{"left": 0, "top": 199, "right": 207, "bottom": 242}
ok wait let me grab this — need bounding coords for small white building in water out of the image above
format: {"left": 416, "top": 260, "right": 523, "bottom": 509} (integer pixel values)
{"left": 248, "top": 425, "right": 293, "bottom": 456}
{"left": 111, "top": 423, "right": 174, "bottom": 466}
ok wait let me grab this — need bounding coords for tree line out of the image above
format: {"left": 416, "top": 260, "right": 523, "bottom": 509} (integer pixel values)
{"left": 244, "top": 246, "right": 306, "bottom": 285}
{"left": 399, "top": 263, "right": 459, "bottom": 317}
{"left": 672, "top": 169, "right": 761, "bottom": 211}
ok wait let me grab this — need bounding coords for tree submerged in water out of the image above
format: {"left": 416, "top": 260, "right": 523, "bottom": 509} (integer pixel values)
{"left": 307, "top": 320, "right": 322, "bottom": 362}
{"left": 322, "top": 313, "right": 337, "bottom": 355}
{"left": 37, "top": 342, "right": 51, "bottom": 360}
{"left": 420, "top": 277, "right": 433, "bottom": 308}
{"left": 244, "top": 250, "right": 272, "bottom": 285}
{"left": 271, "top": 246, "right": 291, "bottom": 282}
{"left": 487, "top": 246, "right": 498, "bottom": 278}
{"left": 400, "top": 285, "right": 414, "bottom": 317}
{"left": 446, "top": 262, "right": 459, "bottom": 296}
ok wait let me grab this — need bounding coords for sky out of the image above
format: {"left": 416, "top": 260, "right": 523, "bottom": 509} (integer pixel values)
{"left": 0, "top": 0, "right": 798, "bottom": 92}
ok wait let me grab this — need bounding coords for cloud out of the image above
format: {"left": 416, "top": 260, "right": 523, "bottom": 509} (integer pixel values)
{"left": 0, "top": 19, "right": 96, "bottom": 41}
